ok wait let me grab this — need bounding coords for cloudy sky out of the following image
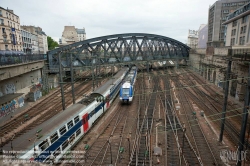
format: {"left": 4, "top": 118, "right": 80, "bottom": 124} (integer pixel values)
{"left": 1, "top": 0, "right": 216, "bottom": 44}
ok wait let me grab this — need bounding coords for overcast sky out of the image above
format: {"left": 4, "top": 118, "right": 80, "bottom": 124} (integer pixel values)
{"left": 1, "top": 0, "right": 216, "bottom": 44}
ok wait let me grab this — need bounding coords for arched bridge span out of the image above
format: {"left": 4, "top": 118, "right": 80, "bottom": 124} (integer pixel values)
{"left": 47, "top": 33, "right": 190, "bottom": 72}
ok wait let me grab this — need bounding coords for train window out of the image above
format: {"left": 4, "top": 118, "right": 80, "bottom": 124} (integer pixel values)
{"left": 62, "top": 140, "right": 68, "bottom": 150}
{"left": 69, "top": 134, "right": 75, "bottom": 144}
{"left": 50, "top": 132, "right": 59, "bottom": 144}
{"left": 53, "top": 147, "right": 61, "bottom": 157}
{"left": 74, "top": 116, "right": 79, "bottom": 123}
{"left": 76, "top": 128, "right": 81, "bottom": 137}
{"left": 89, "top": 111, "right": 95, "bottom": 118}
{"left": 67, "top": 120, "right": 73, "bottom": 130}
{"left": 59, "top": 126, "right": 67, "bottom": 136}
{"left": 39, "top": 139, "right": 49, "bottom": 151}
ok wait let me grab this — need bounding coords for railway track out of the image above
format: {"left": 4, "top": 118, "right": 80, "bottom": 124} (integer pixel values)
{"left": 129, "top": 72, "right": 155, "bottom": 166}
{"left": 172, "top": 71, "right": 218, "bottom": 165}
{"left": 58, "top": 70, "right": 139, "bottom": 166}
{"left": 178, "top": 69, "right": 250, "bottom": 163}
{"left": 0, "top": 69, "right": 111, "bottom": 147}
{"left": 166, "top": 70, "right": 202, "bottom": 166}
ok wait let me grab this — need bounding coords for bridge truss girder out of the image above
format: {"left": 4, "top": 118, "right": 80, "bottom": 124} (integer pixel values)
{"left": 47, "top": 33, "right": 190, "bottom": 72}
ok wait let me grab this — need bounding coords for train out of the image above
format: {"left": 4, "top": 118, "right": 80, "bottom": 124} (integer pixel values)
{"left": 119, "top": 66, "right": 137, "bottom": 103}
{"left": 3, "top": 67, "right": 130, "bottom": 164}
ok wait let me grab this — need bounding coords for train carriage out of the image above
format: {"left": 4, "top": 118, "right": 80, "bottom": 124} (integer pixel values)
{"left": 3, "top": 67, "right": 129, "bottom": 163}
{"left": 119, "top": 66, "right": 137, "bottom": 103}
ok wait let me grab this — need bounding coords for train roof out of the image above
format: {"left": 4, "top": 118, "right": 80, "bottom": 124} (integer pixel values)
{"left": 91, "top": 67, "right": 128, "bottom": 97}
{"left": 3, "top": 103, "right": 86, "bottom": 152}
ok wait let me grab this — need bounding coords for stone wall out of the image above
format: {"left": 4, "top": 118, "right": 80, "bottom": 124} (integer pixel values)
{"left": 189, "top": 47, "right": 248, "bottom": 101}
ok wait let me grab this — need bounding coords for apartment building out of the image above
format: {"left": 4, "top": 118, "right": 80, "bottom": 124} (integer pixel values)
{"left": 198, "top": 24, "right": 208, "bottom": 49}
{"left": 0, "top": 7, "right": 23, "bottom": 53}
{"left": 21, "top": 29, "right": 32, "bottom": 54}
{"left": 224, "top": 2, "right": 250, "bottom": 47}
{"left": 60, "top": 26, "right": 86, "bottom": 45}
{"left": 207, "top": 0, "right": 250, "bottom": 47}
{"left": 187, "top": 29, "right": 198, "bottom": 49}
{"left": 21, "top": 26, "right": 48, "bottom": 54}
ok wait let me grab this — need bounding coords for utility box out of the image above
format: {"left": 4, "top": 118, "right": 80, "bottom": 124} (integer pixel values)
{"left": 153, "top": 147, "right": 162, "bottom": 156}
{"left": 28, "top": 90, "right": 42, "bottom": 102}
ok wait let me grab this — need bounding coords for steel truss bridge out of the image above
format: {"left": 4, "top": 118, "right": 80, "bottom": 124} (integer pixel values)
{"left": 47, "top": 33, "right": 190, "bottom": 72}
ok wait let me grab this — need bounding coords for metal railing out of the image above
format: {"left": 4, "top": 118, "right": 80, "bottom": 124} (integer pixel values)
{"left": 232, "top": 48, "right": 250, "bottom": 61}
{"left": 0, "top": 51, "right": 47, "bottom": 66}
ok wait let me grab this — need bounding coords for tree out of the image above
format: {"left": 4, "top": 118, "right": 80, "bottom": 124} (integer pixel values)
{"left": 47, "top": 36, "right": 59, "bottom": 50}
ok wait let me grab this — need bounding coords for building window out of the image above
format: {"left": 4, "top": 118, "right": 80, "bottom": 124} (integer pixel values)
{"left": 239, "top": 36, "right": 245, "bottom": 45}
{"left": 5, "top": 45, "right": 8, "bottom": 50}
{"left": 240, "top": 26, "right": 247, "bottom": 34}
{"left": 230, "top": 38, "right": 235, "bottom": 46}
{"left": 0, "top": 10, "right": 2, "bottom": 16}
{"left": 231, "top": 29, "right": 236, "bottom": 36}
{"left": 233, "top": 21, "right": 237, "bottom": 27}
{"left": 242, "top": 16, "right": 247, "bottom": 24}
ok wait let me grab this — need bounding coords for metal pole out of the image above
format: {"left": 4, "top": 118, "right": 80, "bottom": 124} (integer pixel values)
{"left": 156, "top": 125, "right": 158, "bottom": 147}
{"left": 70, "top": 54, "right": 75, "bottom": 104}
{"left": 92, "top": 57, "right": 95, "bottom": 91}
{"left": 182, "top": 125, "right": 186, "bottom": 153}
{"left": 59, "top": 53, "right": 66, "bottom": 110}
{"left": 237, "top": 63, "right": 250, "bottom": 166}
{"left": 108, "top": 140, "right": 113, "bottom": 164}
{"left": 127, "top": 137, "right": 131, "bottom": 156}
{"left": 219, "top": 51, "right": 232, "bottom": 142}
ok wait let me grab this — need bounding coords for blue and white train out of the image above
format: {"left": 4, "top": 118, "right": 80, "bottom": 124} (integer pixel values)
{"left": 3, "top": 67, "right": 130, "bottom": 164}
{"left": 119, "top": 66, "right": 137, "bottom": 103}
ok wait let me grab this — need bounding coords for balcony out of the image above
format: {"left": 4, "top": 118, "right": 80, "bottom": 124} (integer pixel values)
{"left": 1, "top": 22, "right": 4, "bottom": 25}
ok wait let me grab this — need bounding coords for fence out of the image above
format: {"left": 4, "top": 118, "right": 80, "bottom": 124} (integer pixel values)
{"left": 0, "top": 52, "right": 46, "bottom": 66}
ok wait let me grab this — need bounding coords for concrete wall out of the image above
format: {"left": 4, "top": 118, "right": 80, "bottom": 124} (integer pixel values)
{"left": 214, "top": 47, "right": 231, "bottom": 56}
{"left": 0, "top": 60, "right": 44, "bottom": 81}
{"left": 0, "top": 69, "right": 41, "bottom": 97}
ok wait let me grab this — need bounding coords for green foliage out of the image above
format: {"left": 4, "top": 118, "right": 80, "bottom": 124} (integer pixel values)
{"left": 47, "top": 36, "right": 59, "bottom": 50}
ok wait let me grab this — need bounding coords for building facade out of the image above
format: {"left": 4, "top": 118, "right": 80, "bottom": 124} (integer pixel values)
{"left": 224, "top": 2, "right": 250, "bottom": 47}
{"left": 198, "top": 24, "right": 208, "bottom": 49}
{"left": 0, "top": 7, "right": 23, "bottom": 53}
{"left": 60, "top": 26, "right": 86, "bottom": 45}
{"left": 21, "top": 26, "right": 48, "bottom": 54}
{"left": 31, "top": 34, "right": 39, "bottom": 54}
{"left": 76, "top": 28, "right": 86, "bottom": 41}
{"left": 207, "top": 0, "right": 250, "bottom": 47}
{"left": 187, "top": 29, "right": 198, "bottom": 49}
{"left": 21, "top": 29, "right": 32, "bottom": 54}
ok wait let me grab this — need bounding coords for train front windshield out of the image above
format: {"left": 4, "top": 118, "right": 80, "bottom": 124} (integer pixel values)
{"left": 122, "top": 88, "right": 130, "bottom": 96}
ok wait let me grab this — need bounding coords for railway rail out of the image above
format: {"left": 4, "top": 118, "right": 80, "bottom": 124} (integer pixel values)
{"left": 171, "top": 69, "right": 219, "bottom": 165}
{"left": 0, "top": 69, "right": 112, "bottom": 147}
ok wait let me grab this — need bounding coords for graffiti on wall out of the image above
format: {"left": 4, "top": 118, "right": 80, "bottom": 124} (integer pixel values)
{"left": 5, "top": 83, "right": 16, "bottom": 94}
{"left": 0, "top": 96, "right": 24, "bottom": 118}
{"left": 0, "top": 99, "right": 17, "bottom": 118}
{"left": 18, "top": 97, "right": 24, "bottom": 107}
